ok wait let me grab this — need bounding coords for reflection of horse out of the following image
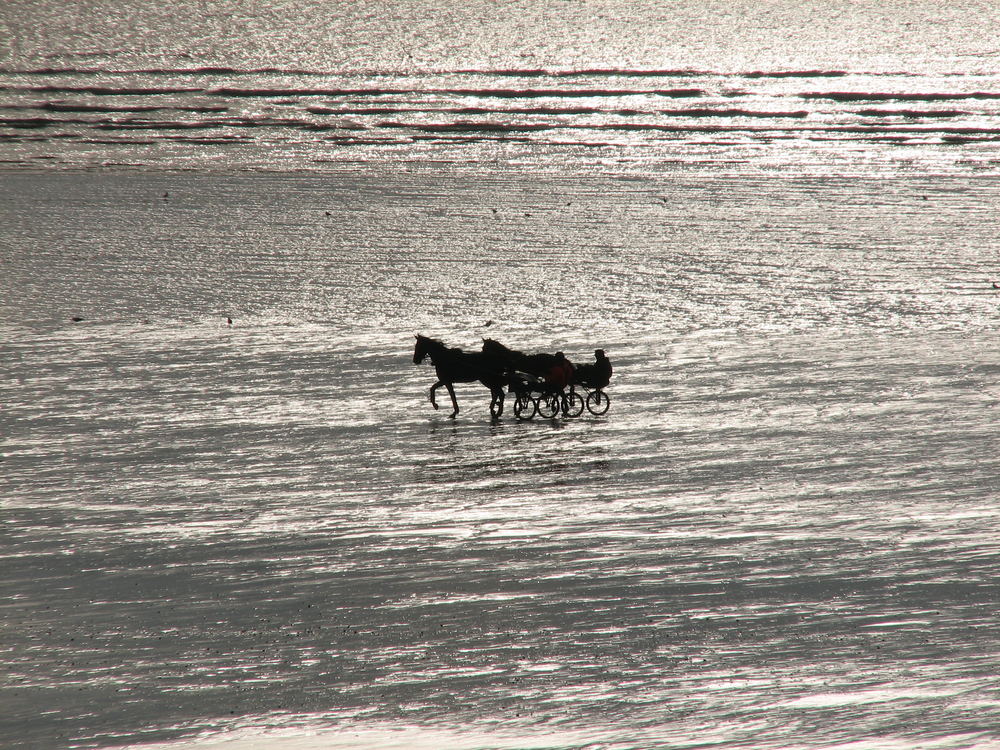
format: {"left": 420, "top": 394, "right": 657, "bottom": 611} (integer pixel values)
{"left": 413, "top": 335, "right": 506, "bottom": 418}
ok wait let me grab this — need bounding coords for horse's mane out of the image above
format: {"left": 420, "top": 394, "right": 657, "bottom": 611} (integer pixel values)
{"left": 417, "top": 334, "right": 463, "bottom": 354}
{"left": 482, "top": 337, "right": 523, "bottom": 358}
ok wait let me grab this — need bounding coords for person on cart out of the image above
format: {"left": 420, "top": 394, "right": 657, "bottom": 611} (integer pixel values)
{"left": 546, "top": 352, "right": 575, "bottom": 411}
{"left": 593, "top": 349, "right": 612, "bottom": 389}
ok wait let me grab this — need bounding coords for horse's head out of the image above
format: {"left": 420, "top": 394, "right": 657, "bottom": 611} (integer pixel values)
{"left": 482, "top": 337, "right": 506, "bottom": 356}
{"left": 413, "top": 334, "right": 428, "bottom": 364}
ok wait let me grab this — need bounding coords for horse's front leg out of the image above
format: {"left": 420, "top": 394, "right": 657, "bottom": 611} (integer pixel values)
{"left": 445, "top": 382, "right": 459, "bottom": 418}
{"left": 429, "top": 381, "right": 443, "bottom": 410}
{"left": 491, "top": 388, "right": 504, "bottom": 418}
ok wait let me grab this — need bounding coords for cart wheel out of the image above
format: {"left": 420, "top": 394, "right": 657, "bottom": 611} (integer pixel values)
{"left": 537, "top": 392, "right": 560, "bottom": 418}
{"left": 586, "top": 390, "right": 610, "bottom": 415}
{"left": 514, "top": 394, "right": 537, "bottom": 419}
{"left": 564, "top": 391, "right": 585, "bottom": 417}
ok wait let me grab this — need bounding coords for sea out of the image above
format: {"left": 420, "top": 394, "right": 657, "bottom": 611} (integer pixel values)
{"left": 3, "top": 1, "right": 1000, "bottom": 749}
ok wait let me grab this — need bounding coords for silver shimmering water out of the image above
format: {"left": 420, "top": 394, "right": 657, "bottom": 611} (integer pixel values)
{"left": 3, "top": 2, "right": 1000, "bottom": 749}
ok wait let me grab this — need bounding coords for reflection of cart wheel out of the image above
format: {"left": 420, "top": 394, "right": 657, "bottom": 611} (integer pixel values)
{"left": 586, "top": 390, "right": 610, "bottom": 415}
{"left": 537, "top": 393, "right": 560, "bottom": 418}
{"left": 564, "top": 391, "right": 585, "bottom": 417}
{"left": 514, "top": 394, "right": 536, "bottom": 419}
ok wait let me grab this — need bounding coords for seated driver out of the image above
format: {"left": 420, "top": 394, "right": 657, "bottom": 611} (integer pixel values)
{"left": 546, "top": 352, "right": 574, "bottom": 393}
{"left": 594, "top": 349, "right": 612, "bottom": 389}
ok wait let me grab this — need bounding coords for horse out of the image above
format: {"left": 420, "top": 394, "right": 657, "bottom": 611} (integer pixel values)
{"left": 483, "top": 336, "right": 610, "bottom": 397}
{"left": 413, "top": 335, "right": 507, "bottom": 418}
{"left": 482, "top": 337, "right": 611, "bottom": 388}
{"left": 481, "top": 337, "right": 563, "bottom": 379}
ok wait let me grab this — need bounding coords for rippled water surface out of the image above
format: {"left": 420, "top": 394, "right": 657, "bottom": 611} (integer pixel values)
{"left": 5, "top": 1, "right": 1000, "bottom": 173}
{"left": 4, "top": 1, "right": 1000, "bottom": 749}
{"left": 4, "top": 170, "right": 1000, "bottom": 749}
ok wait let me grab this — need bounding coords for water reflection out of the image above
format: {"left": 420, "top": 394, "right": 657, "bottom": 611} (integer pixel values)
{"left": 6, "top": 320, "right": 1000, "bottom": 749}
{"left": 5, "top": 167, "right": 1000, "bottom": 749}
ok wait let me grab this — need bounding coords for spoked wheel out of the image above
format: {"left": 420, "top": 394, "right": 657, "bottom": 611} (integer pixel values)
{"left": 586, "top": 390, "right": 611, "bottom": 415}
{"left": 536, "top": 392, "right": 560, "bottom": 418}
{"left": 563, "top": 391, "right": 585, "bottom": 417}
{"left": 513, "top": 394, "right": 537, "bottom": 420}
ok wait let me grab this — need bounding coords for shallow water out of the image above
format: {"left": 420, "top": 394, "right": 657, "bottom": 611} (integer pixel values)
{"left": 4, "top": 1, "right": 1000, "bottom": 748}
{"left": 4, "top": 170, "right": 1000, "bottom": 749}
{"left": 4, "top": 0, "right": 1000, "bottom": 174}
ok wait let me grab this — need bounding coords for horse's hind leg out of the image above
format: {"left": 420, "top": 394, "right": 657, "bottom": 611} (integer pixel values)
{"left": 445, "top": 383, "right": 459, "bottom": 418}
{"left": 490, "top": 388, "right": 504, "bottom": 418}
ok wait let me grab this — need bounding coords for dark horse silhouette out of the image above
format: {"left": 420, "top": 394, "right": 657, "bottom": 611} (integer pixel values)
{"left": 413, "top": 335, "right": 506, "bottom": 418}
{"left": 482, "top": 337, "right": 608, "bottom": 388}
{"left": 481, "top": 337, "right": 563, "bottom": 378}
{"left": 482, "top": 338, "right": 587, "bottom": 393}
